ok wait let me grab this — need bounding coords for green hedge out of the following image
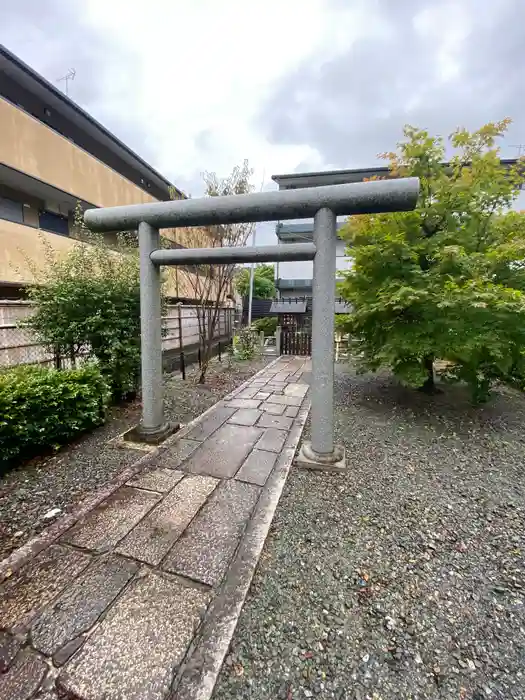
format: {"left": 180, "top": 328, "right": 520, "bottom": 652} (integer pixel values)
{"left": 0, "top": 363, "right": 111, "bottom": 466}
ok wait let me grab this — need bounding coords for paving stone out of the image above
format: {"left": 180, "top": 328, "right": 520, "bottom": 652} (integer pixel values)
{"left": 274, "top": 371, "right": 291, "bottom": 382}
{"left": 255, "top": 428, "right": 288, "bottom": 453}
{"left": 0, "top": 648, "right": 48, "bottom": 700}
{"left": 266, "top": 393, "right": 303, "bottom": 407}
{"left": 34, "top": 689, "right": 60, "bottom": 700}
{"left": 284, "top": 382, "right": 309, "bottom": 398}
{"left": 260, "top": 402, "right": 287, "bottom": 415}
{"left": 0, "top": 545, "right": 91, "bottom": 632}
{"left": 31, "top": 554, "right": 138, "bottom": 658}
{"left": 235, "top": 387, "right": 259, "bottom": 399}
{"left": 183, "top": 424, "right": 263, "bottom": 479}
{"left": 235, "top": 450, "right": 278, "bottom": 486}
{"left": 256, "top": 412, "right": 294, "bottom": 430}
{"left": 127, "top": 468, "right": 184, "bottom": 493}
{"left": 53, "top": 637, "right": 85, "bottom": 667}
{"left": 301, "top": 370, "right": 312, "bottom": 385}
{"left": 185, "top": 406, "right": 236, "bottom": 441}
{"left": 161, "top": 439, "right": 201, "bottom": 468}
{"left": 287, "top": 365, "right": 300, "bottom": 375}
{"left": 62, "top": 487, "right": 160, "bottom": 553}
{"left": 0, "top": 631, "right": 22, "bottom": 673}
{"left": 58, "top": 571, "right": 210, "bottom": 700}
{"left": 116, "top": 475, "right": 218, "bottom": 565}
{"left": 227, "top": 408, "right": 262, "bottom": 426}
{"left": 223, "top": 398, "right": 260, "bottom": 409}
{"left": 255, "top": 391, "right": 271, "bottom": 399}
{"left": 164, "top": 480, "right": 260, "bottom": 587}
{"left": 285, "top": 404, "right": 300, "bottom": 418}
{"left": 128, "top": 467, "right": 184, "bottom": 493}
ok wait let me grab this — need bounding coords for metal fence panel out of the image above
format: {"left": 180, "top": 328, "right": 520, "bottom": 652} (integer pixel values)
{"left": 0, "top": 301, "right": 235, "bottom": 369}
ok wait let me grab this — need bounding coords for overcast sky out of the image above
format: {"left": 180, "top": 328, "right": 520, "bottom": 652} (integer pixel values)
{"left": 3, "top": 0, "right": 525, "bottom": 256}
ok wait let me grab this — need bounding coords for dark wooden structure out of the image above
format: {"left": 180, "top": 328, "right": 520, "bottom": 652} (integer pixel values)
{"left": 280, "top": 329, "right": 312, "bottom": 356}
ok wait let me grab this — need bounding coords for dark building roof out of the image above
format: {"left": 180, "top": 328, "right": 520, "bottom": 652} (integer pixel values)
{"left": 270, "top": 300, "right": 307, "bottom": 314}
{"left": 272, "top": 166, "right": 392, "bottom": 190}
{"left": 0, "top": 44, "right": 184, "bottom": 202}
{"left": 276, "top": 220, "right": 346, "bottom": 241}
{"left": 272, "top": 161, "right": 521, "bottom": 191}
{"left": 276, "top": 278, "right": 313, "bottom": 291}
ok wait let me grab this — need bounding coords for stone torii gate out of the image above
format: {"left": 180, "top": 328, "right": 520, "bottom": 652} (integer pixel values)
{"left": 85, "top": 177, "right": 419, "bottom": 468}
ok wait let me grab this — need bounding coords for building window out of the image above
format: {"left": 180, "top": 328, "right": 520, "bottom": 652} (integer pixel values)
{"left": 39, "top": 210, "right": 69, "bottom": 236}
{"left": 0, "top": 196, "right": 24, "bottom": 224}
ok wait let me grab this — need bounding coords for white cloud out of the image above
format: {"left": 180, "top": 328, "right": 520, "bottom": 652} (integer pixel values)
{"left": 413, "top": 2, "right": 469, "bottom": 83}
{"left": 79, "top": 0, "right": 346, "bottom": 192}
{"left": 5, "top": 0, "right": 524, "bottom": 258}
{"left": 4, "top": 0, "right": 524, "bottom": 212}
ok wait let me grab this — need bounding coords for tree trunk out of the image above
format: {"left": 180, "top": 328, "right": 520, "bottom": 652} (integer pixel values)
{"left": 197, "top": 312, "right": 215, "bottom": 384}
{"left": 419, "top": 355, "right": 438, "bottom": 394}
{"left": 198, "top": 342, "right": 213, "bottom": 384}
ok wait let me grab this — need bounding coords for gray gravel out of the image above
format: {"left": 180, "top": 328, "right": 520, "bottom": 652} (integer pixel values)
{"left": 213, "top": 364, "right": 525, "bottom": 700}
{"left": 0, "top": 356, "right": 269, "bottom": 561}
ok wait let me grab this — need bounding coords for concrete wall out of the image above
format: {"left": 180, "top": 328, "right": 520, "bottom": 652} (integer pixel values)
{"left": 0, "top": 219, "right": 227, "bottom": 301}
{"left": 0, "top": 98, "right": 156, "bottom": 209}
{"left": 276, "top": 240, "right": 352, "bottom": 281}
{"left": 0, "top": 99, "right": 222, "bottom": 301}
{"left": 0, "top": 300, "right": 234, "bottom": 368}
{"left": 0, "top": 218, "right": 78, "bottom": 284}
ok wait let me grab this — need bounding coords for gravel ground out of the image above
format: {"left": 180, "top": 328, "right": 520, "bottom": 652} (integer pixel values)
{"left": 213, "top": 364, "right": 525, "bottom": 700}
{"left": 0, "top": 355, "right": 269, "bottom": 561}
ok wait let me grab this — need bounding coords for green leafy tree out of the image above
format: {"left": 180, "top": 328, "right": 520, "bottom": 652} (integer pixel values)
{"left": 338, "top": 119, "right": 525, "bottom": 402}
{"left": 23, "top": 204, "right": 149, "bottom": 399}
{"left": 236, "top": 263, "right": 276, "bottom": 298}
{"left": 252, "top": 316, "right": 278, "bottom": 336}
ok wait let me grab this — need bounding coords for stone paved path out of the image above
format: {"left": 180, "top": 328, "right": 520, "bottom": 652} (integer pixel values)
{"left": 0, "top": 356, "right": 310, "bottom": 700}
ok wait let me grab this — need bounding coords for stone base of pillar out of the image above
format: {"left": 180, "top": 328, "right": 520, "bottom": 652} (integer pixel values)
{"left": 295, "top": 441, "right": 346, "bottom": 471}
{"left": 123, "top": 421, "right": 180, "bottom": 445}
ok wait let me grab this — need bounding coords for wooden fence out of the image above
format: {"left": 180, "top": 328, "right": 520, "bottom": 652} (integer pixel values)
{"left": 0, "top": 300, "right": 234, "bottom": 369}
{"left": 280, "top": 329, "right": 312, "bottom": 356}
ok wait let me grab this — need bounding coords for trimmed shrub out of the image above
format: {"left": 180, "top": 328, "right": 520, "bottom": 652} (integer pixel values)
{"left": 0, "top": 363, "right": 110, "bottom": 466}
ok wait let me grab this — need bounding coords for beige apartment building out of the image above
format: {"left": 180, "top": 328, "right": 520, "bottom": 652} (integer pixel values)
{"left": 0, "top": 45, "right": 237, "bottom": 368}
{"left": 0, "top": 44, "right": 215, "bottom": 302}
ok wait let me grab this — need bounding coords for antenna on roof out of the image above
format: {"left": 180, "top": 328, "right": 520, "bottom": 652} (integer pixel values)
{"left": 57, "top": 68, "right": 76, "bottom": 97}
{"left": 509, "top": 144, "right": 525, "bottom": 158}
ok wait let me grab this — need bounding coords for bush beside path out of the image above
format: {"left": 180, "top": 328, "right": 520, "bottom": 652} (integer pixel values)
{"left": 0, "top": 356, "right": 269, "bottom": 562}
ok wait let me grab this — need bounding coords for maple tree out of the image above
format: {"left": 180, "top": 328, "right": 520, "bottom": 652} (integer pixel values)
{"left": 338, "top": 120, "right": 525, "bottom": 402}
